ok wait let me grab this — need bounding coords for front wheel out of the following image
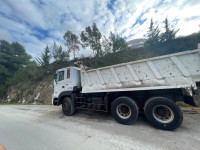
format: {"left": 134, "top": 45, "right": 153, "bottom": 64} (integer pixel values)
{"left": 144, "top": 97, "right": 183, "bottom": 130}
{"left": 62, "top": 97, "right": 75, "bottom": 116}
{"left": 111, "top": 97, "right": 138, "bottom": 125}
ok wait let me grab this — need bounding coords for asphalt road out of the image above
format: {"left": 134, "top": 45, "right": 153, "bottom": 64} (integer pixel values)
{"left": 0, "top": 105, "right": 200, "bottom": 150}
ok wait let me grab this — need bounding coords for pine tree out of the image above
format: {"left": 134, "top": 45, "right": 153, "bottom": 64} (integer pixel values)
{"left": 161, "top": 18, "right": 179, "bottom": 43}
{"left": 144, "top": 19, "right": 160, "bottom": 51}
{"left": 148, "top": 19, "right": 160, "bottom": 45}
{"left": 36, "top": 45, "right": 51, "bottom": 67}
{"left": 160, "top": 18, "right": 179, "bottom": 53}
{"left": 0, "top": 40, "right": 32, "bottom": 96}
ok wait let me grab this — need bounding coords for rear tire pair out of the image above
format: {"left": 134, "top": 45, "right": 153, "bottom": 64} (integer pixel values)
{"left": 144, "top": 97, "right": 183, "bottom": 130}
{"left": 111, "top": 96, "right": 183, "bottom": 130}
{"left": 111, "top": 97, "right": 138, "bottom": 125}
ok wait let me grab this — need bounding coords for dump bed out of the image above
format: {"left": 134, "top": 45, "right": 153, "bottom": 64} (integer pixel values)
{"left": 80, "top": 49, "right": 200, "bottom": 93}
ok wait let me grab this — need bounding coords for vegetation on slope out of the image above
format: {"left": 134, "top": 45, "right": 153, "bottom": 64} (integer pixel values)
{"left": 0, "top": 19, "right": 200, "bottom": 103}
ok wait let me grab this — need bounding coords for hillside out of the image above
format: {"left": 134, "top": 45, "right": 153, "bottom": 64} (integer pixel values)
{"left": 3, "top": 75, "right": 53, "bottom": 104}
{"left": 1, "top": 32, "right": 200, "bottom": 104}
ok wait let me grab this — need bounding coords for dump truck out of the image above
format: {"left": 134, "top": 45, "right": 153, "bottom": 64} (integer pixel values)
{"left": 52, "top": 47, "right": 200, "bottom": 130}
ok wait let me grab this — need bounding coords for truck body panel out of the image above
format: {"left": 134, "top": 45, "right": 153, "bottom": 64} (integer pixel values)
{"left": 80, "top": 49, "right": 200, "bottom": 93}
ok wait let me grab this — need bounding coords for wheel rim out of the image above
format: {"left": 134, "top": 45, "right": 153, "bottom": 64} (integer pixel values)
{"left": 63, "top": 102, "right": 69, "bottom": 112}
{"left": 152, "top": 105, "right": 174, "bottom": 123}
{"left": 116, "top": 103, "right": 131, "bottom": 119}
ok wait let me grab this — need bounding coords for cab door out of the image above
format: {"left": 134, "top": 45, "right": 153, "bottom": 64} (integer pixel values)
{"left": 65, "top": 68, "right": 73, "bottom": 91}
{"left": 54, "top": 68, "right": 72, "bottom": 96}
{"left": 54, "top": 69, "right": 66, "bottom": 95}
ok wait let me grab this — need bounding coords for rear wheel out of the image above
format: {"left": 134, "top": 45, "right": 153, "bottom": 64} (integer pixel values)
{"left": 62, "top": 97, "right": 74, "bottom": 116}
{"left": 144, "top": 97, "right": 183, "bottom": 130}
{"left": 111, "top": 97, "right": 138, "bottom": 125}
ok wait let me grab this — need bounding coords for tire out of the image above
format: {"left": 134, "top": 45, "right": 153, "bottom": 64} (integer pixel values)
{"left": 111, "top": 97, "right": 138, "bottom": 125}
{"left": 62, "top": 97, "right": 75, "bottom": 116}
{"left": 144, "top": 97, "right": 183, "bottom": 130}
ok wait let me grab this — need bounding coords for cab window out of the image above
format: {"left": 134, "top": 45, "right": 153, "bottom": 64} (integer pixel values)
{"left": 67, "top": 69, "right": 70, "bottom": 79}
{"left": 58, "top": 71, "right": 64, "bottom": 81}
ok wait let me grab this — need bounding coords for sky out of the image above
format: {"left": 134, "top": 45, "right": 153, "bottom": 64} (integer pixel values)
{"left": 0, "top": 0, "right": 200, "bottom": 59}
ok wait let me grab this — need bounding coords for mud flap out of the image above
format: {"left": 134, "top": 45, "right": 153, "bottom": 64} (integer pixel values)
{"left": 183, "top": 95, "right": 196, "bottom": 106}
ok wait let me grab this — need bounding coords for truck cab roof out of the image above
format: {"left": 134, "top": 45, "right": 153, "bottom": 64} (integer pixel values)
{"left": 56, "top": 66, "right": 80, "bottom": 72}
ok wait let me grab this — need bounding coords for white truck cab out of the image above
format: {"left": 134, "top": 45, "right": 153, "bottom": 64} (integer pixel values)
{"left": 52, "top": 67, "right": 81, "bottom": 105}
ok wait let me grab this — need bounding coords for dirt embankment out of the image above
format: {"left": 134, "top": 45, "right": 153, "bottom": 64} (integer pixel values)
{"left": 1, "top": 76, "right": 53, "bottom": 104}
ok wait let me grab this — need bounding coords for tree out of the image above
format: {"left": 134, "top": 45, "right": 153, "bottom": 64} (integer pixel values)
{"left": 0, "top": 40, "right": 32, "bottom": 96}
{"left": 144, "top": 19, "right": 160, "bottom": 51}
{"left": 102, "top": 32, "right": 128, "bottom": 55}
{"left": 0, "top": 64, "right": 9, "bottom": 87}
{"left": 36, "top": 45, "right": 51, "bottom": 67}
{"left": 160, "top": 18, "right": 179, "bottom": 43}
{"left": 52, "top": 42, "right": 69, "bottom": 62}
{"left": 102, "top": 36, "right": 112, "bottom": 54}
{"left": 80, "top": 23, "right": 102, "bottom": 57}
{"left": 148, "top": 19, "right": 160, "bottom": 41}
{"left": 63, "top": 31, "right": 80, "bottom": 60}
{"left": 109, "top": 32, "right": 128, "bottom": 53}
{"left": 159, "top": 18, "right": 179, "bottom": 53}
{"left": 0, "top": 40, "right": 31, "bottom": 73}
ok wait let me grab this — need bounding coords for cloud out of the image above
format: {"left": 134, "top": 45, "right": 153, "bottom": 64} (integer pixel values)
{"left": 0, "top": 0, "right": 200, "bottom": 59}
{"left": 0, "top": 29, "right": 13, "bottom": 41}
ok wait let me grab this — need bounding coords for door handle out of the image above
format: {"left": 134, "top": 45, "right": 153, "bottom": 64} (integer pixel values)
{"left": 62, "top": 86, "right": 65, "bottom": 88}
